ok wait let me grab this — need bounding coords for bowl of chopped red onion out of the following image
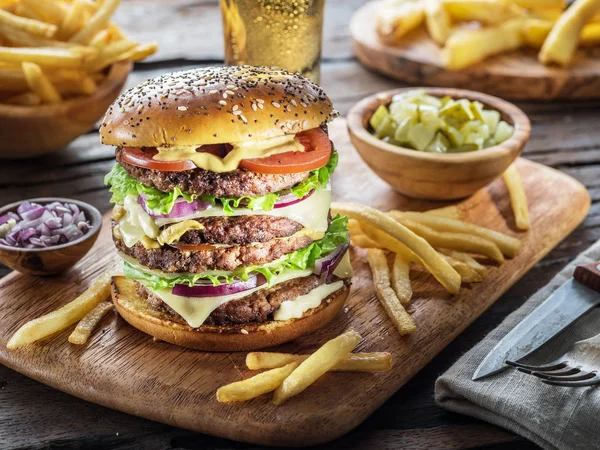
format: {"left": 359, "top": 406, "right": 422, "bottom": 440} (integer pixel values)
{"left": 0, "top": 198, "right": 102, "bottom": 276}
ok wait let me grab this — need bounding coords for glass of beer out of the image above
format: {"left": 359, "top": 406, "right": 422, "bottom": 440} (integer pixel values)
{"left": 220, "top": 0, "right": 325, "bottom": 83}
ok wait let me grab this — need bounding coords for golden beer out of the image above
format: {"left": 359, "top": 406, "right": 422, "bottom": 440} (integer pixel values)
{"left": 220, "top": 0, "right": 325, "bottom": 83}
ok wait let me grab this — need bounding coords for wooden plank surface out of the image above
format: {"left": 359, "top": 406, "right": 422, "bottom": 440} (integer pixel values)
{"left": 351, "top": 2, "right": 600, "bottom": 100}
{"left": 1, "top": 1, "right": 599, "bottom": 449}
{"left": 0, "top": 120, "right": 590, "bottom": 447}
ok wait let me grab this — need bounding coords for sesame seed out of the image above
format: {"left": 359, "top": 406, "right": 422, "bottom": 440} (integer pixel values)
{"left": 290, "top": 99, "right": 297, "bottom": 107}
{"left": 241, "top": 329, "right": 249, "bottom": 335}
{"left": 257, "top": 103, "right": 264, "bottom": 110}
{"left": 286, "top": 105, "right": 292, "bottom": 112}
{"left": 272, "top": 101, "right": 281, "bottom": 108}
{"left": 252, "top": 103, "right": 257, "bottom": 112}
{"left": 233, "top": 110, "right": 242, "bottom": 115}
{"left": 232, "top": 105, "right": 239, "bottom": 111}
{"left": 219, "top": 100, "right": 227, "bottom": 106}
{"left": 226, "top": 84, "right": 236, "bottom": 89}
{"left": 223, "top": 93, "right": 228, "bottom": 98}
{"left": 209, "top": 89, "right": 218, "bottom": 94}
{"left": 177, "top": 106, "right": 188, "bottom": 111}
{"left": 256, "top": 99, "right": 265, "bottom": 104}
{"left": 240, "top": 114, "right": 248, "bottom": 123}
{"left": 300, "top": 102, "right": 308, "bottom": 107}
{"left": 225, "top": 90, "right": 234, "bottom": 96}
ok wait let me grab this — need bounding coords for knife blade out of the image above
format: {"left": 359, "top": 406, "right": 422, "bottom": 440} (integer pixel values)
{"left": 473, "top": 277, "right": 600, "bottom": 381}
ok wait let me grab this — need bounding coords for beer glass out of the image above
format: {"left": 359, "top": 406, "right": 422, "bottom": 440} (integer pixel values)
{"left": 220, "top": 0, "right": 325, "bottom": 83}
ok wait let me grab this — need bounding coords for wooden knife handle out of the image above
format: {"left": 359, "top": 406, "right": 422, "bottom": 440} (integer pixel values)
{"left": 574, "top": 261, "right": 600, "bottom": 293}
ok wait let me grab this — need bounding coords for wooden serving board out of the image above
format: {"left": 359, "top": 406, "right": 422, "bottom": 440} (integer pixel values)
{"left": 0, "top": 120, "right": 590, "bottom": 447}
{"left": 351, "top": 2, "right": 600, "bottom": 101}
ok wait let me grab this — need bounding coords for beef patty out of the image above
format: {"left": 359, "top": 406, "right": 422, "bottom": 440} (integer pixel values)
{"left": 135, "top": 276, "right": 350, "bottom": 326}
{"left": 174, "top": 215, "right": 303, "bottom": 245}
{"left": 114, "top": 234, "right": 312, "bottom": 273}
{"left": 116, "top": 149, "right": 309, "bottom": 198}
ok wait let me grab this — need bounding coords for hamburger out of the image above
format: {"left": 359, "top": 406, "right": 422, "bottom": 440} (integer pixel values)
{"left": 101, "top": 66, "right": 352, "bottom": 351}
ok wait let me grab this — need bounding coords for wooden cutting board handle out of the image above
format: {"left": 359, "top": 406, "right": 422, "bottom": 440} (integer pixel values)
{"left": 574, "top": 261, "right": 600, "bottom": 293}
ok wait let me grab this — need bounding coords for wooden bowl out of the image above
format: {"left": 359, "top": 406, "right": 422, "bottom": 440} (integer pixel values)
{"left": 0, "top": 60, "right": 132, "bottom": 159}
{"left": 347, "top": 87, "right": 531, "bottom": 200}
{"left": 0, "top": 198, "right": 102, "bottom": 276}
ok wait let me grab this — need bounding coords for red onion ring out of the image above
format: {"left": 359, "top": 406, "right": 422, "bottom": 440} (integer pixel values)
{"left": 314, "top": 240, "right": 349, "bottom": 282}
{"left": 138, "top": 195, "right": 211, "bottom": 219}
{"left": 171, "top": 274, "right": 267, "bottom": 298}
{"left": 273, "top": 189, "right": 314, "bottom": 209}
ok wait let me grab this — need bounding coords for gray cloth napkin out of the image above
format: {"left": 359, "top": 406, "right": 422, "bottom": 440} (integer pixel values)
{"left": 435, "top": 240, "right": 600, "bottom": 450}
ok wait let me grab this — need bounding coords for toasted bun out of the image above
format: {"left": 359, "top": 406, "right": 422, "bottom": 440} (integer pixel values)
{"left": 100, "top": 66, "right": 337, "bottom": 148}
{"left": 110, "top": 276, "right": 349, "bottom": 352}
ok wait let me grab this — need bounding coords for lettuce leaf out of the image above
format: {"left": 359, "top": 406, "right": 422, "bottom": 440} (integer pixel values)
{"left": 104, "top": 150, "right": 338, "bottom": 216}
{"left": 124, "top": 214, "right": 349, "bottom": 291}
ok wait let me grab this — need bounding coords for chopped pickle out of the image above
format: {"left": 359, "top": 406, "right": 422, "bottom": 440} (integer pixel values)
{"left": 369, "top": 89, "right": 514, "bottom": 153}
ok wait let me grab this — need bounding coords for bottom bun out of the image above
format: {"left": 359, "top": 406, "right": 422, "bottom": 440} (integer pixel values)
{"left": 110, "top": 276, "right": 350, "bottom": 352}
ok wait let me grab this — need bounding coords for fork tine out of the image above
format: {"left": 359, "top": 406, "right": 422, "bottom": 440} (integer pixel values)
{"left": 543, "top": 373, "right": 600, "bottom": 387}
{"left": 506, "top": 360, "right": 568, "bottom": 373}
{"left": 531, "top": 369, "right": 590, "bottom": 381}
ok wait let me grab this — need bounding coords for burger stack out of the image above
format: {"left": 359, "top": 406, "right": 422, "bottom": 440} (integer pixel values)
{"left": 102, "top": 66, "right": 352, "bottom": 351}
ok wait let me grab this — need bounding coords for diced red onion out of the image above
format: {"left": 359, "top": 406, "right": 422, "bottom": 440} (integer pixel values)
{"left": 138, "top": 194, "right": 211, "bottom": 219}
{"left": 314, "top": 241, "right": 349, "bottom": 282}
{"left": 172, "top": 274, "right": 266, "bottom": 298}
{"left": 273, "top": 190, "right": 314, "bottom": 209}
{"left": 0, "top": 200, "right": 91, "bottom": 249}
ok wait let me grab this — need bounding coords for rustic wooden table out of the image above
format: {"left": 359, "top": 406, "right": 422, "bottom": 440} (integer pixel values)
{"left": 1, "top": 1, "right": 598, "bottom": 449}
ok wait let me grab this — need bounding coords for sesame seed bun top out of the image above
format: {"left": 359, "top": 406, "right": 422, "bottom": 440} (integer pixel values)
{"left": 100, "top": 66, "right": 337, "bottom": 147}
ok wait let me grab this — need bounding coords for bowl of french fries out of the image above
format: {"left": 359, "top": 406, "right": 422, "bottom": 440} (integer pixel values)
{"left": 376, "top": 0, "right": 600, "bottom": 70}
{"left": 347, "top": 87, "right": 531, "bottom": 200}
{"left": 0, "top": 0, "right": 158, "bottom": 158}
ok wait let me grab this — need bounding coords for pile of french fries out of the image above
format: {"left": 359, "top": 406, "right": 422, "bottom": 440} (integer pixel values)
{"left": 7, "top": 271, "right": 114, "bottom": 348}
{"left": 332, "top": 196, "right": 526, "bottom": 335}
{"left": 0, "top": 0, "right": 158, "bottom": 106}
{"left": 376, "top": 0, "right": 600, "bottom": 69}
{"left": 217, "top": 329, "right": 392, "bottom": 405}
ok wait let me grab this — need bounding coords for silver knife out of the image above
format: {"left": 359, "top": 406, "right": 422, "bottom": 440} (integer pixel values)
{"left": 473, "top": 261, "right": 600, "bottom": 381}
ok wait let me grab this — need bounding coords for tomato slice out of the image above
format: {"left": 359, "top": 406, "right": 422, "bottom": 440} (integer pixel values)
{"left": 239, "top": 128, "right": 331, "bottom": 174}
{"left": 120, "top": 144, "right": 229, "bottom": 172}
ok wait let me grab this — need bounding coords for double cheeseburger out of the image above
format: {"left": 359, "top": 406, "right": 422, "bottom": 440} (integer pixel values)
{"left": 102, "top": 66, "right": 352, "bottom": 351}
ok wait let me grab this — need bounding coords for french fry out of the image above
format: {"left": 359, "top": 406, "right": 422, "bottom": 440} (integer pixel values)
{"left": 581, "top": 22, "right": 600, "bottom": 46}
{"left": 442, "top": 18, "right": 524, "bottom": 70}
{"left": 443, "top": 0, "right": 525, "bottom": 25}
{"left": 389, "top": 211, "right": 521, "bottom": 257}
{"left": 397, "top": 218, "right": 505, "bottom": 263}
{"left": 530, "top": 7, "right": 564, "bottom": 22}
{"left": 59, "top": 0, "right": 87, "bottom": 39}
{"left": 391, "top": 253, "right": 412, "bottom": 305}
{"left": 440, "top": 249, "right": 488, "bottom": 278}
{"left": 217, "top": 362, "right": 298, "bottom": 403}
{"left": 352, "top": 234, "right": 382, "bottom": 248}
{"left": 83, "top": 39, "right": 136, "bottom": 72}
{"left": 22, "top": 62, "right": 62, "bottom": 103}
{"left": 22, "top": 0, "right": 67, "bottom": 25}
{"left": 426, "top": 205, "right": 461, "bottom": 219}
{"left": 7, "top": 272, "right": 112, "bottom": 349}
{"left": 68, "top": 301, "right": 113, "bottom": 345}
{"left": 246, "top": 352, "right": 393, "bottom": 372}
{"left": 88, "top": 28, "right": 111, "bottom": 48}
{"left": 539, "top": 0, "right": 600, "bottom": 66}
{"left": 439, "top": 253, "right": 482, "bottom": 283}
{"left": 425, "top": 0, "right": 452, "bottom": 45}
{"left": 360, "top": 223, "right": 415, "bottom": 261}
{"left": 331, "top": 202, "right": 461, "bottom": 294}
{"left": 367, "top": 249, "right": 416, "bottom": 335}
{"left": 505, "top": 0, "right": 566, "bottom": 8}
{"left": 273, "top": 329, "right": 361, "bottom": 405}
{"left": 0, "top": 9, "right": 57, "bottom": 38}
{"left": 70, "top": 0, "right": 121, "bottom": 44}
{"left": 503, "top": 164, "right": 530, "bottom": 230}
{"left": 121, "top": 41, "right": 158, "bottom": 62}
{"left": 522, "top": 18, "right": 554, "bottom": 49}
{"left": 0, "top": 47, "right": 82, "bottom": 68}
{"left": 376, "top": 0, "right": 424, "bottom": 44}
{"left": 3, "top": 91, "right": 41, "bottom": 105}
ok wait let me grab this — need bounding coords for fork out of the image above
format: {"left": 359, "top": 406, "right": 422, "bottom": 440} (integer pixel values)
{"left": 507, "top": 263, "right": 600, "bottom": 387}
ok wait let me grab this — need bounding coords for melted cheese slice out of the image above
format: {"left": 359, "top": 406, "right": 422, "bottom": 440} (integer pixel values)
{"left": 119, "top": 187, "right": 332, "bottom": 247}
{"left": 332, "top": 249, "right": 353, "bottom": 279}
{"left": 154, "top": 135, "right": 304, "bottom": 173}
{"left": 274, "top": 281, "right": 344, "bottom": 321}
{"left": 148, "top": 268, "right": 313, "bottom": 328}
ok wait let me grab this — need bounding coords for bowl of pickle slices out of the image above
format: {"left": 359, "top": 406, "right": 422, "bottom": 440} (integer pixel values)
{"left": 347, "top": 88, "right": 531, "bottom": 200}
